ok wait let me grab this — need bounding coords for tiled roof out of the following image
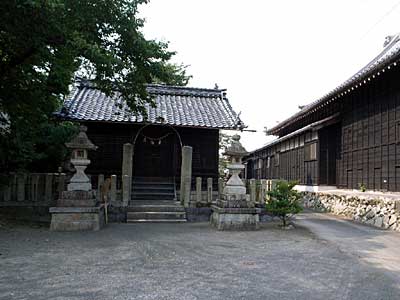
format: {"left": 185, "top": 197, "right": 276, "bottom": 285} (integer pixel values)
{"left": 57, "top": 81, "right": 245, "bottom": 130}
{"left": 267, "top": 33, "right": 400, "bottom": 136}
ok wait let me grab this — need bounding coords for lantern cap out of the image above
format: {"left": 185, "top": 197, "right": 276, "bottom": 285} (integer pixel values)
{"left": 224, "top": 134, "right": 248, "bottom": 157}
{"left": 65, "top": 125, "right": 98, "bottom": 150}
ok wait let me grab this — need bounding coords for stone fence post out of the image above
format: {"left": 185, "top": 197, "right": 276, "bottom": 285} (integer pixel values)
{"left": 249, "top": 179, "right": 256, "bottom": 203}
{"left": 180, "top": 146, "right": 192, "bottom": 206}
{"left": 207, "top": 177, "right": 213, "bottom": 203}
{"left": 45, "top": 173, "right": 53, "bottom": 202}
{"left": 196, "top": 177, "right": 202, "bottom": 204}
{"left": 17, "top": 173, "right": 26, "bottom": 202}
{"left": 218, "top": 178, "right": 224, "bottom": 198}
{"left": 122, "top": 175, "right": 130, "bottom": 207}
{"left": 58, "top": 173, "right": 66, "bottom": 198}
{"left": 260, "top": 179, "right": 267, "bottom": 204}
{"left": 110, "top": 175, "right": 117, "bottom": 203}
{"left": 97, "top": 174, "right": 104, "bottom": 202}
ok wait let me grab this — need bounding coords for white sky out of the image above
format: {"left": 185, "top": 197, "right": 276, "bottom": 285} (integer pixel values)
{"left": 140, "top": 0, "right": 400, "bottom": 151}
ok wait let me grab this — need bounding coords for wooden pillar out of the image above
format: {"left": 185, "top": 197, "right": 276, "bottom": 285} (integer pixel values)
{"left": 180, "top": 146, "right": 192, "bottom": 206}
{"left": 207, "top": 177, "right": 213, "bottom": 203}
{"left": 110, "top": 175, "right": 117, "bottom": 203}
{"left": 122, "top": 175, "right": 130, "bottom": 207}
{"left": 196, "top": 177, "right": 202, "bottom": 203}
{"left": 122, "top": 143, "right": 133, "bottom": 188}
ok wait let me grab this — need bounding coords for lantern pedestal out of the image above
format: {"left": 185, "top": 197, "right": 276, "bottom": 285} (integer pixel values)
{"left": 211, "top": 135, "right": 260, "bottom": 230}
{"left": 50, "top": 204, "right": 105, "bottom": 231}
{"left": 50, "top": 125, "right": 105, "bottom": 231}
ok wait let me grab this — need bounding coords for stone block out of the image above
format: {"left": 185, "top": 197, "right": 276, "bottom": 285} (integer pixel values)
{"left": 210, "top": 207, "right": 259, "bottom": 231}
{"left": 49, "top": 206, "right": 105, "bottom": 231}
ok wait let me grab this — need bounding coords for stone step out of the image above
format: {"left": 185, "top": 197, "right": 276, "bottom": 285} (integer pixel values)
{"left": 132, "top": 185, "right": 174, "bottom": 191}
{"left": 127, "top": 219, "right": 187, "bottom": 223}
{"left": 128, "top": 205, "right": 185, "bottom": 212}
{"left": 132, "top": 191, "right": 175, "bottom": 196}
{"left": 127, "top": 211, "right": 186, "bottom": 220}
{"left": 131, "top": 195, "right": 175, "bottom": 201}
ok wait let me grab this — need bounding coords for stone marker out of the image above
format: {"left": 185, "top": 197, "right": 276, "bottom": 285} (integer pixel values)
{"left": 180, "top": 146, "right": 193, "bottom": 206}
{"left": 122, "top": 143, "right": 133, "bottom": 188}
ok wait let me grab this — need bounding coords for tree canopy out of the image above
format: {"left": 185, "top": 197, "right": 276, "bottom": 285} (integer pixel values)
{"left": 0, "top": 0, "right": 191, "bottom": 172}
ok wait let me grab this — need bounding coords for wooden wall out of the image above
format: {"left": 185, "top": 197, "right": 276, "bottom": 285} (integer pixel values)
{"left": 338, "top": 65, "right": 400, "bottom": 191}
{"left": 246, "top": 130, "right": 319, "bottom": 185}
{"left": 246, "top": 63, "right": 400, "bottom": 192}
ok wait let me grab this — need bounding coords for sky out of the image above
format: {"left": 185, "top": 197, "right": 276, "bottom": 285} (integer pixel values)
{"left": 139, "top": 0, "right": 400, "bottom": 151}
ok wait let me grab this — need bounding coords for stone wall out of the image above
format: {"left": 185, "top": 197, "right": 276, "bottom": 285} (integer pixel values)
{"left": 303, "top": 191, "right": 400, "bottom": 231}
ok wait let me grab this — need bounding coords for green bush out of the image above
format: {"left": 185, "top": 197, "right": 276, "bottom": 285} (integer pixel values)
{"left": 266, "top": 180, "right": 303, "bottom": 227}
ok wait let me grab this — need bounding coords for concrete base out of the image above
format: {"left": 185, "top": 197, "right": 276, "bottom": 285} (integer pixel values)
{"left": 49, "top": 205, "right": 105, "bottom": 231}
{"left": 210, "top": 206, "right": 260, "bottom": 230}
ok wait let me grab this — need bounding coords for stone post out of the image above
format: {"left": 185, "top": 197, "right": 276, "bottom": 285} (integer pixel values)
{"left": 110, "top": 175, "right": 117, "bottom": 203}
{"left": 45, "top": 173, "right": 53, "bottom": 202}
{"left": 17, "top": 173, "right": 25, "bottom": 202}
{"left": 184, "top": 176, "right": 191, "bottom": 208}
{"left": 180, "top": 146, "right": 193, "bottom": 205}
{"left": 122, "top": 143, "right": 133, "bottom": 188}
{"left": 196, "top": 177, "right": 202, "bottom": 204}
{"left": 218, "top": 178, "right": 224, "bottom": 198}
{"left": 250, "top": 179, "right": 256, "bottom": 203}
{"left": 97, "top": 174, "right": 104, "bottom": 202}
{"left": 58, "top": 173, "right": 66, "bottom": 197}
{"left": 207, "top": 177, "right": 213, "bottom": 203}
{"left": 260, "top": 179, "right": 267, "bottom": 204}
{"left": 4, "top": 181, "right": 11, "bottom": 202}
{"left": 122, "top": 175, "right": 130, "bottom": 207}
{"left": 31, "top": 174, "right": 40, "bottom": 202}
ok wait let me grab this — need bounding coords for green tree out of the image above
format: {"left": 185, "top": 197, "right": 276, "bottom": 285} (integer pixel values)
{"left": 219, "top": 132, "right": 234, "bottom": 178}
{"left": 0, "top": 0, "right": 190, "bottom": 172}
{"left": 266, "top": 180, "right": 303, "bottom": 227}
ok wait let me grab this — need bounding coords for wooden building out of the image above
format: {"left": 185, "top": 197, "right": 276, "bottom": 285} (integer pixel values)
{"left": 245, "top": 34, "right": 400, "bottom": 192}
{"left": 58, "top": 81, "right": 244, "bottom": 194}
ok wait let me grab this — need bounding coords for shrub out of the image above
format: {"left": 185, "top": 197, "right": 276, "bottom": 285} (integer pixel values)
{"left": 266, "top": 180, "right": 303, "bottom": 227}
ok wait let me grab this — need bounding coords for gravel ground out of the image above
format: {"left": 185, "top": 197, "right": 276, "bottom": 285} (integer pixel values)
{"left": 0, "top": 221, "right": 399, "bottom": 300}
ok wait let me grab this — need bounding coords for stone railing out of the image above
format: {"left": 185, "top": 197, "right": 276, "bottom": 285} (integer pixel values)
{"left": 0, "top": 172, "right": 126, "bottom": 206}
{"left": 0, "top": 173, "right": 67, "bottom": 205}
{"left": 245, "top": 179, "right": 278, "bottom": 204}
{"left": 303, "top": 191, "right": 400, "bottom": 232}
{"left": 176, "top": 177, "right": 222, "bottom": 207}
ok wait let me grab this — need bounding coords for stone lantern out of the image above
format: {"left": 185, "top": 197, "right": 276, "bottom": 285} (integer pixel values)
{"left": 50, "top": 125, "right": 105, "bottom": 231}
{"left": 210, "top": 134, "right": 260, "bottom": 230}
{"left": 223, "top": 134, "right": 248, "bottom": 195}
{"left": 65, "top": 125, "right": 97, "bottom": 191}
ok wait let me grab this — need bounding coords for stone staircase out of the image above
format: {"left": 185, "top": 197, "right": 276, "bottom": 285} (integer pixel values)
{"left": 128, "top": 177, "right": 186, "bottom": 223}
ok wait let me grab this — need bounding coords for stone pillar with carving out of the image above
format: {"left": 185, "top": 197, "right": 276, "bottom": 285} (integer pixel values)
{"left": 210, "top": 135, "right": 260, "bottom": 230}
{"left": 50, "top": 125, "right": 106, "bottom": 231}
